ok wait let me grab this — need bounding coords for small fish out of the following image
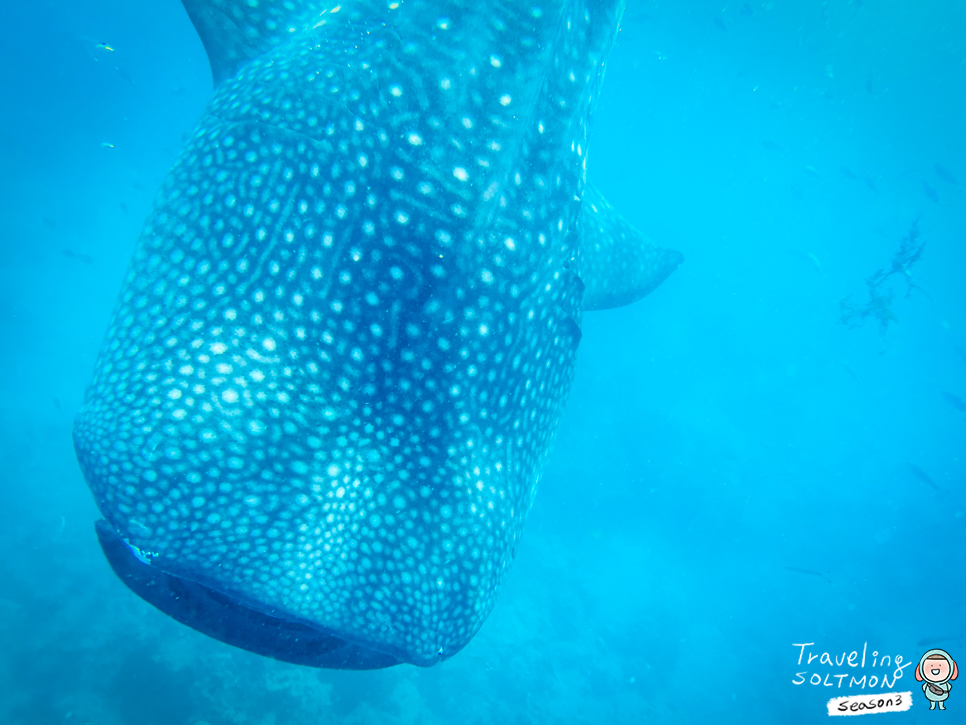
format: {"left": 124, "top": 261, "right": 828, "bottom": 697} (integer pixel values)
{"left": 53, "top": 397, "right": 62, "bottom": 411}
{"left": 941, "top": 391, "right": 966, "bottom": 414}
{"left": 804, "top": 165, "right": 820, "bottom": 177}
{"left": 908, "top": 463, "right": 940, "bottom": 492}
{"left": 806, "top": 252, "right": 823, "bottom": 275}
{"left": 101, "top": 142, "right": 114, "bottom": 148}
{"left": 783, "top": 566, "right": 831, "bottom": 583}
{"left": 841, "top": 166, "right": 858, "bottom": 181}
{"left": 791, "top": 250, "right": 822, "bottom": 275}
{"left": 115, "top": 67, "right": 137, "bottom": 87}
{"left": 839, "top": 361, "right": 860, "bottom": 383}
{"left": 740, "top": 3, "right": 754, "bottom": 16}
{"left": 62, "top": 249, "right": 94, "bottom": 265}
{"left": 934, "top": 164, "right": 959, "bottom": 185}
{"left": 922, "top": 180, "right": 939, "bottom": 204}
{"left": 713, "top": 17, "right": 727, "bottom": 31}
{"left": 95, "top": 42, "right": 114, "bottom": 52}
{"left": 864, "top": 176, "right": 879, "bottom": 194}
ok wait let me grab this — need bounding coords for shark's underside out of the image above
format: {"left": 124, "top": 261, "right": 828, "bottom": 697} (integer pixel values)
{"left": 73, "top": 0, "right": 681, "bottom": 668}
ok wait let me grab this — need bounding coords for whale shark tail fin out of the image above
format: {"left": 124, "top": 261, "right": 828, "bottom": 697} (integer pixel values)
{"left": 577, "top": 182, "right": 683, "bottom": 311}
{"left": 181, "top": 0, "right": 318, "bottom": 84}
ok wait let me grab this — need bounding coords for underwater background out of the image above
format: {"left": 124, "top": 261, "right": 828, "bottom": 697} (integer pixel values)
{"left": 1, "top": 0, "right": 964, "bottom": 722}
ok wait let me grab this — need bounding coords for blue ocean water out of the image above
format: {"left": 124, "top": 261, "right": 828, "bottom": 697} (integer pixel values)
{"left": 0, "top": 0, "right": 964, "bottom": 722}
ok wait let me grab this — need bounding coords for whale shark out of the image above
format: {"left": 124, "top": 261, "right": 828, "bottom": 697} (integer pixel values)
{"left": 73, "top": 0, "right": 681, "bottom": 669}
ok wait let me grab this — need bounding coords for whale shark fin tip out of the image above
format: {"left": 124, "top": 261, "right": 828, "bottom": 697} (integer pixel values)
{"left": 578, "top": 182, "right": 683, "bottom": 311}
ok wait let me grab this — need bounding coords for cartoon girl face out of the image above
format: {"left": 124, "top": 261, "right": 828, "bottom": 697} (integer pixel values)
{"left": 924, "top": 658, "right": 951, "bottom": 683}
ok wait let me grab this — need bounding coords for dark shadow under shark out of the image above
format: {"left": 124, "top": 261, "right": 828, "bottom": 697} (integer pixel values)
{"left": 74, "top": 0, "right": 681, "bottom": 668}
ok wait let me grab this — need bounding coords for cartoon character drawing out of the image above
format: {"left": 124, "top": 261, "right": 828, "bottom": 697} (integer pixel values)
{"left": 916, "top": 648, "right": 958, "bottom": 710}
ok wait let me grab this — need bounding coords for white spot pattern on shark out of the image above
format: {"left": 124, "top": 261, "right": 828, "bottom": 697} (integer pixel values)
{"left": 74, "top": 0, "right": 681, "bottom": 668}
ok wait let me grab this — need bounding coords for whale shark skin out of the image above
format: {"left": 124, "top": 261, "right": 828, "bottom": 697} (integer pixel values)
{"left": 73, "top": 0, "right": 681, "bottom": 668}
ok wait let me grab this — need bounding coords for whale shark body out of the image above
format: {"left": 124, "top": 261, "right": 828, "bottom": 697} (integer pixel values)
{"left": 74, "top": 0, "right": 681, "bottom": 668}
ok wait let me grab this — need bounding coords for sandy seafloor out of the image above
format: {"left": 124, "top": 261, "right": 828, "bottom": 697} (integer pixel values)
{"left": 1, "top": 0, "right": 965, "bottom": 723}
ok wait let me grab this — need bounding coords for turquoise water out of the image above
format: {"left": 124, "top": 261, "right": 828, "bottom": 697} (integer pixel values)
{"left": 1, "top": 0, "right": 964, "bottom": 722}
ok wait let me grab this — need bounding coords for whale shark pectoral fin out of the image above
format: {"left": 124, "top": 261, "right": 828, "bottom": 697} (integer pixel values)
{"left": 181, "top": 0, "right": 315, "bottom": 84}
{"left": 577, "top": 182, "right": 683, "bottom": 311}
